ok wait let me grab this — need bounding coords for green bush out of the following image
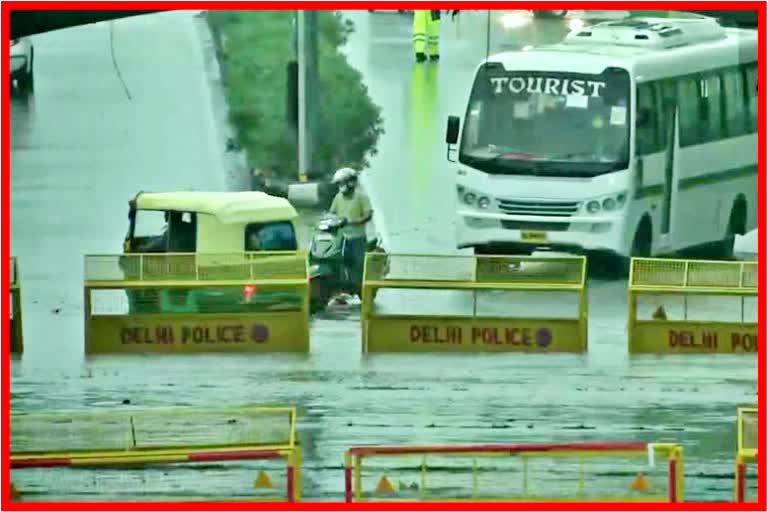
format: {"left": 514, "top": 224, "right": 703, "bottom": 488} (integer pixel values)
{"left": 207, "top": 10, "right": 384, "bottom": 180}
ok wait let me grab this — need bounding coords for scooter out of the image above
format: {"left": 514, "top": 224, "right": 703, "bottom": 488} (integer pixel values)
{"left": 308, "top": 214, "right": 383, "bottom": 314}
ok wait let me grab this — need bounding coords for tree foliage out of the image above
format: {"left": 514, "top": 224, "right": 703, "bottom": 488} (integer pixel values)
{"left": 208, "top": 10, "right": 384, "bottom": 179}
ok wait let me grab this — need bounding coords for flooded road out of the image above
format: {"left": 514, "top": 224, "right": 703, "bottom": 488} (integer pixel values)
{"left": 9, "top": 10, "right": 757, "bottom": 502}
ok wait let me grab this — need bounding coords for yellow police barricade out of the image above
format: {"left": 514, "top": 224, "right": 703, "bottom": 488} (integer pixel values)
{"left": 735, "top": 405, "right": 757, "bottom": 502}
{"left": 344, "top": 441, "right": 684, "bottom": 502}
{"left": 361, "top": 253, "right": 587, "bottom": 353}
{"left": 84, "top": 252, "right": 309, "bottom": 353}
{"left": 627, "top": 258, "right": 757, "bottom": 354}
{"left": 10, "top": 257, "right": 23, "bottom": 354}
{"left": 10, "top": 406, "right": 301, "bottom": 502}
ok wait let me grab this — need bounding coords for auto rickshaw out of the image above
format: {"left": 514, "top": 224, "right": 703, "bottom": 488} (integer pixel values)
{"left": 121, "top": 191, "right": 307, "bottom": 315}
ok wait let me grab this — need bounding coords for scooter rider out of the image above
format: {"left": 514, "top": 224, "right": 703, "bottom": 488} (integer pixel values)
{"left": 329, "top": 168, "right": 373, "bottom": 298}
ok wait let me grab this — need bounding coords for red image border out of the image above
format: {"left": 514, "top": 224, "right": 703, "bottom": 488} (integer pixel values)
{"left": 2, "top": 1, "right": 765, "bottom": 510}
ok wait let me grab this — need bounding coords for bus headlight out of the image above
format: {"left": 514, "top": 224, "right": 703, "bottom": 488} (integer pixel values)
{"left": 616, "top": 192, "right": 627, "bottom": 206}
{"left": 478, "top": 197, "right": 491, "bottom": 209}
{"left": 586, "top": 201, "right": 601, "bottom": 213}
{"left": 464, "top": 192, "right": 477, "bottom": 205}
{"left": 602, "top": 198, "right": 616, "bottom": 211}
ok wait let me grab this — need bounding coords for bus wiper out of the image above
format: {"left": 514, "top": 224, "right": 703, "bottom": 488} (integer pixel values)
{"left": 550, "top": 152, "right": 595, "bottom": 161}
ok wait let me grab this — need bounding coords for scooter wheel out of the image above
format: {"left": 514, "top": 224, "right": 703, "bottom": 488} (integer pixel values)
{"left": 310, "top": 276, "right": 334, "bottom": 314}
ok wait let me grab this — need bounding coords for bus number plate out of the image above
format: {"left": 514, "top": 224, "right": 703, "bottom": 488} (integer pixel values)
{"left": 521, "top": 231, "right": 548, "bottom": 243}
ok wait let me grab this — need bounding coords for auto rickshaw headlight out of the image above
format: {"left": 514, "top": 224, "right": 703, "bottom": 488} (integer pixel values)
{"left": 243, "top": 284, "right": 256, "bottom": 303}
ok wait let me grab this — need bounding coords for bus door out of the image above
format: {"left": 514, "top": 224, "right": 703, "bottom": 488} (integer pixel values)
{"left": 660, "top": 81, "right": 679, "bottom": 243}
{"left": 636, "top": 81, "right": 677, "bottom": 251}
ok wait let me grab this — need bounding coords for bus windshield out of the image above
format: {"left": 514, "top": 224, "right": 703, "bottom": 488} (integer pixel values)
{"left": 459, "top": 65, "right": 631, "bottom": 177}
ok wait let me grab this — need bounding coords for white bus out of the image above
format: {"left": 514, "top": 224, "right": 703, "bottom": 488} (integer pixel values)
{"left": 445, "top": 17, "right": 757, "bottom": 269}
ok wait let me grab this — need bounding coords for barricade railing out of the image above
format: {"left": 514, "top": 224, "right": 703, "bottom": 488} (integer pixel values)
{"left": 10, "top": 257, "right": 23, "bottom": 353}
{"left": 735, "top": 406, "right": 757, "bottom": 502}
{"left": 10, "top": 406, "right": 300, "bottom": 501}
{"left": 83, "top": 252, "right": 310, "bottom": 353}
{"left": 344, "top": 441, "right": 683, "bottom": 502}
{"left": 627, "top": 258, "right": 757, "bottom": 354}
{"left": 361, "top": 253, "right": 587, "bottom": 353}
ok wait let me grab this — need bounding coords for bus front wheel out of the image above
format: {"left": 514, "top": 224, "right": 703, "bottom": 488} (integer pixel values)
{"left": 618, "top": 218, "right": 652, "bottom": 277}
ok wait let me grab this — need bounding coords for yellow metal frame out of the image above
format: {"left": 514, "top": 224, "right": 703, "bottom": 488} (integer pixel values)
{"left": 10, "top": 257, "right": 23, "bottom": 353}
{"left": 735, "top": 405, "right": 757, "bottom": 502}
{"left": 361, "top": 253, "right": 588, "bottom": 353}
{"left": 10, "top": 406, "right": 301, "bottom": 501}
{"left": 11, "top": 405, "right": 297, "bottom": 454}
{"left": 83, "top": 252, "right": 310, "bottom": 354}
{"left": 627, "top": 257, "right": 757, "bottom": 354}
{"left": 346, "top": 443, "right": 684, "bottom": 502}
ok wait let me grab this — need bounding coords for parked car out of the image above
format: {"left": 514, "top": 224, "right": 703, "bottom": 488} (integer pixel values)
{"left": 10, "top": 38, "right": 33, "bottom": 94}
{"left": 533, "top": 10, "right": 568, "bottom": 18}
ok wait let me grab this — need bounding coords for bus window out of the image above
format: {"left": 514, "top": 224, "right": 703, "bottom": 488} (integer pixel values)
{"left": 636, "top": 83, "right": 661, "bottom": 155}
{"left": 678, "top": 77, "right": 701, "bottom": 147}
{"left": 722, "top": 67, "right": 747, "bottom": 137}
{"left": 700, "top": 73, "right": 723, "bottom": 142}
{"left": 660, "top": 80, "right": 677, "bottom": 143}
{"left": 744, "top": 64, "right": 757, "bottom": 133}
{"left": 458, "top": 68, "right": 631, "bottom": 176}
{"left": 464, "top": 101, "right": 482, "bottom": 147}
{"left": 245, "top": 222, "right": 298, "bottom": 252}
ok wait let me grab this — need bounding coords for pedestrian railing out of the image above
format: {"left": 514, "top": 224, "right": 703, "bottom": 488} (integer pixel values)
{"left": 10, "top": 405, "right": 301, "bottom": 501}
{"left": 734, "top": 405, "right": 757, "bottom": 502}
{"left": 344, "top": 441, "right": 684, "bottom": 502}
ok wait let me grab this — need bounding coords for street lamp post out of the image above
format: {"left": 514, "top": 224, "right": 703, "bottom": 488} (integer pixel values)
{"left": 296, "top": 9, "right": 319, "bottom": 183}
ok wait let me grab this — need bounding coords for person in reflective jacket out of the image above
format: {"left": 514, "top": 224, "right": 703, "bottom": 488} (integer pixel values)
{"left": 413, "top": 10, "right": 461, "bottom": 63}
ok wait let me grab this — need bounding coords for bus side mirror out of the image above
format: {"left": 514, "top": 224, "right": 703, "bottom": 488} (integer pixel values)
{"left": 446, "top": 116, "right": 460, "bottom": 162}
{"left": 446, "top": 116, "right": 460, "bottom": 144}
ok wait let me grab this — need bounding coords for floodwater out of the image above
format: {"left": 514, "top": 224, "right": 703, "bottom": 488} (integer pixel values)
{"left": 9, "top": 10, "right": 758, "bottom": 502}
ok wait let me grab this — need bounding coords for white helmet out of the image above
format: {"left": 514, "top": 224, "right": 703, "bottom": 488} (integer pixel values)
{"left": 332, "top": 167, "right": 358, "bottom": 184}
